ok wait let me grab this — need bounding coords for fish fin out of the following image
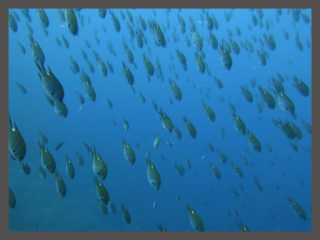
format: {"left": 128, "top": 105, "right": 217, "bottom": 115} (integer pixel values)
{"left": 185, "top": 202, "right": 191, "bottom": 212}
{"left": 91, "top": 145, "right": 96, "bottom": 156}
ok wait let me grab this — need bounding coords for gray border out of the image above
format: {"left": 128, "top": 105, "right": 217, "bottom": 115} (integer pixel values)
{"left": 3, "top": 2, "right": 316, "bottom": 240}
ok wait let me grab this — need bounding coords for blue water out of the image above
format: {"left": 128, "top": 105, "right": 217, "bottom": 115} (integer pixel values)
{"left": 8, "top": 9, "right": 311, "bottom": 231}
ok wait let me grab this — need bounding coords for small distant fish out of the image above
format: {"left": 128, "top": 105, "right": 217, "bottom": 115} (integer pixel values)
{"left": 121, "top": 205, "right": 131, "bottom": 224}
{"left": 55, "top": 140, "right": 65, "bottom": 151}
{"left": 157, "top": 223, "right": 167, "bottom": 232}
{"left": 55, "top": 172, "right": 67, "bottom": 197}
{"left": 9, "top": 188, "right": 16, "bottom": 209}
{"left": 9, "top": 13, "right": 18, "bottom": 32}
{"left": 15, "top": 81, "right": 27, "bottom": 94}
{"left": 76, "top": 152, "right": 84, "bottom": 166}
{"left": 20, "top": 162, "right": 31, "bottom": 175}
{"left": 17, "top": 42, "right": 26, "bottom": 54}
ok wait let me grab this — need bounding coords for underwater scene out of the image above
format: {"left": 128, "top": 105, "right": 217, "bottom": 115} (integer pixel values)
{"left": 8, "top": 8, "right": 311, "bottom": 231}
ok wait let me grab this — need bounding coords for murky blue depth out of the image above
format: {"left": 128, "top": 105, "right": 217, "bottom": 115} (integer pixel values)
{"left": 8, "top": 8, "right": 311, "bottom": 231}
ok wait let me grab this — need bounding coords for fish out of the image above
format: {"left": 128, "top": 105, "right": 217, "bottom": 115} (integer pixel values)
{"left": 65, "top": 9, "right": 78, "bottom": 35}
{"left": 76, "top": 152, "right": 84, "bottom": 166}
{"left": 146, "top": 154, "right": 161, "bottom": 190}
{"left": 65, "top": 155, "right": 75, "bottom": 179}
{"left": 20, "top": 9, "right": 31, "bottom": 23}
{"left": 55, "top": 172, "right": 67, "bottom": 197}
{"left": 273, "top": 119, "right": 302, "bottom": 140}
{"left": 15, "top": 81, "right": 27, "bottom": 94}
{"left": 288, "top": 197, "right": 307, "bottom": 221}
{"left": 57, "top": 9, "right": 66, "bottom": 23}
{"left": 176, "top": 49, "right": 187, "bottom": 70}
{"left": 38, "top": 141, "right": 56, "bottom": 173}
{"left": 139, "top": 92, "right": 146, "bottom": 104}
{"left": 37, "top": 9, "right": 49, "bottom": 28}
{"left": 156, "top": 108, "right": 173, "bottom": 133}
{"left": 263, "top": 33, "right": 276, "bottom": 50}
{"left": 123, "top": 139, "right": 136, "bottom": 165}
{"left": 36, "top": 63, "right": 64, "bottom": 102}
{"left": 235, "top": 220, "right": 250, "bottom": 232}
{"left": 98, "top": 9, "right": 106, "bottom": 19}
{"left": 98, "top": 59, "right": 108, "bottom": 77}
{"left": 232, "top": 113, "right": 246, "bottom": 135}
{"left": 293, "top": 76, "right": 309, "bottom": 97}
{"left": 168, "top": 78, "right": 182, "bottom": 101}
{"left": 273, "top": 90, "right": 296, "bottom": 118}
{"left": 17, "top": 42, "right": 26, "bottom": 54}
{"left": 174, "top": 164, "right": 185, "bottom": 176}
{"left": 182, "top": 116, "right": 197, "bottom": 139}
{"left": 9, "top": 188, "right": 16, "bottom": 209}
{"left": 246, "top": 130, "right": 262, "bottom": 152}
{"left": 9, "top": 13, "right": 18, "bottom": 32}
{"left": 195, "top": 53, "right": 206, "bottom": 73}
{"left": 55, "top": 140, "right": 65, "bottom": 151}
{"left": 123, "top": 119, "right": 129, "bottom": 131}
{"left": 173, "top": 127, "right": 182, "bottom": 140}
{"left": 70, "top": 56, "right": 80, "bottom": 74}
{"left": 29, "top": 34, "right": 45, "bottom": 65}
{"left": 149, "top": 20, "right": 166, "bottom": 47}
{"left": 8, "top": 116, "right": 26, "bottom": 161}
{"left": 93, "top": 176, "right": 110, "bottom": 204}
{"left": 191, "top": 30, "right": 203, "bottom": 51}
{"left": 121, "top": 205, "right": 131, "bottom": 224}
{"left": 219, "top": 44, "right": 232, "bottom": 70}
{"left": 153, "top": 135, "right": 161, "bottom": 149}
{"left": 217, "top": 150, "right": 228, "bottom": 164}
{"left": 135, "top": 28, "right": 144, "bottom": 48}
{"left": 91, "top": 146, "right": 108, "bottom": 180}
{"left": 231, "top": 163, "right": 244, "bottom": 178}
{"left": 241, "top": 86, "right": 254, "bottom": 103}
{"left": 110, "top": 10, "right": 121, "bottom": 32}
{"left": 203, "top": 103, "right": 216, "bottom": 122}
{"left": 122, "top": 62, "right": 134, "bottom": 85}
{"left": 186, "top": 203, "right": 205, "bottom": 231}
{"left": 214, "top": 76, "right": 223, "bottom": 89}
{"left": 209, "top": 32, "right": 218, "bottom": 50}
{"left": 81, "top": 74, "right": 96, "bottom": 102}
{"left": 257, "top": 85, "right": 275, "bottom": 109}
{"left": 20, "top": 162, "right": 31, "bottom": 175}
{"left": 210, "top": 162, "right": 221, "bottom": 180}
{"left": 53, "top": 99, "right": 68, "bottom": 118}
{"left": 157, "top": 223, "right": 167, "bottom": 232}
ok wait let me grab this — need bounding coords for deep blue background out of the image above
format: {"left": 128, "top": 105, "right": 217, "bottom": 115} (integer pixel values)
{"left": 9, "top": 8, "right": 311, "bottom": 231}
